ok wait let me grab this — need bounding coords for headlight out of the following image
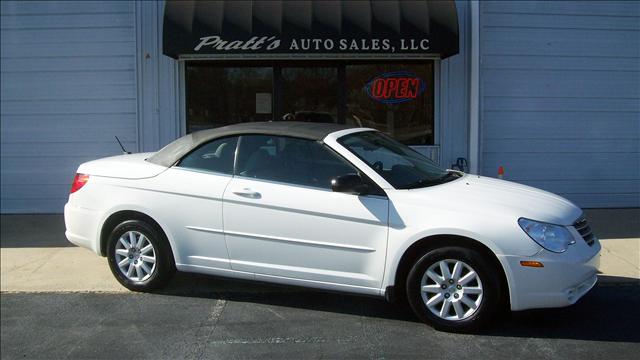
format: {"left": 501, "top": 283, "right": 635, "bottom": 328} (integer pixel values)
{"left": 518, "top": 218, "right": 575, "bottom": 253}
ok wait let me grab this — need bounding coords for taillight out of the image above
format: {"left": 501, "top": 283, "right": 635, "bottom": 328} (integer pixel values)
{"left": 70, "top": 173, "right": 89, "bottom": 194}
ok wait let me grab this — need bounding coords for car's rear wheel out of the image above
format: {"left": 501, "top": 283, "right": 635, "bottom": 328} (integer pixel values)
{"left": 106, "top": 220, "right": 174, "bottom": 291}
{"left": 406, "top": 246, "right": 501, "bottom": 333}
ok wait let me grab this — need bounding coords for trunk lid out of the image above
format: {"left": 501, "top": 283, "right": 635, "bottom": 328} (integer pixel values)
{"left": 77, "top": 153, "right": 167, "bottom": 179}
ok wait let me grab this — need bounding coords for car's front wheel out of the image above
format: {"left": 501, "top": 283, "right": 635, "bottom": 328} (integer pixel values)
{"left": 106, "top": 219, "right": 174, "bottom": 291}
{"left": 406, "top": 246, "right": 502, "bottom": 332}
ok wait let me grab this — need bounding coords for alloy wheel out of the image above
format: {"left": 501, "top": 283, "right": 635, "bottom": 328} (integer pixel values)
{"left": 114, "top": 230, "right": 156, "bottom": 282}
{"left": 420, "top": 259, "right": 483, "bottom": 321}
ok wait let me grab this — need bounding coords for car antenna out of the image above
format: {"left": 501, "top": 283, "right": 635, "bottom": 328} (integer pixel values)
{"left": 115, "top": 136, "right": 131, "bottom": 154}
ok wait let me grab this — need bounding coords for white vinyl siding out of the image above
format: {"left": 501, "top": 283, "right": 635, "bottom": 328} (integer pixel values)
{"left": 479, "top": 1, "right": 640, "bottom": 208}
{"left": 1, "top": 1, "right": 137, "bottom": 213}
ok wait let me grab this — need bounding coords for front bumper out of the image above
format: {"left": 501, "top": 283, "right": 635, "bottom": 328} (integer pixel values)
{"left": 499, "top": 236, "right": 601, "bottom": 311}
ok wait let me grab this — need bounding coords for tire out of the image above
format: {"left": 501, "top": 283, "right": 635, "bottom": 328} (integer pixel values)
{"left": 406, "top": 246, "right": 502, "bottom": 333}
{"left": 106, "top": 219, "right": 175, "bottom": 292}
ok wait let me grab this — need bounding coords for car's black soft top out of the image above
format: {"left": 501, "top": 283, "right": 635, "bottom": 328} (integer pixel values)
{"left": 146, "top": 121, "right": 354, "bottom": 167}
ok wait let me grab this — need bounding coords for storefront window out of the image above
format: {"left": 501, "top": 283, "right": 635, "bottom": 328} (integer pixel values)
{"left": 281, "top": 67, "right": 339, "bottom": 123}
{"left": 185, "top": 64, "right": 273, "bottom": 133}
{"left": 184, "top": 61, "right": 434, "bottom": 145}
{"left": 346, "top": 63, "right": 434, "bottom": 145}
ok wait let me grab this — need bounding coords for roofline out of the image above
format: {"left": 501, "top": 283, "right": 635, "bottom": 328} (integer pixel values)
{"left": 323, "top": 127, "right": 377, "bottom": 142}
{"left": 147, "top": 122, "right": 363, "bottom": 167}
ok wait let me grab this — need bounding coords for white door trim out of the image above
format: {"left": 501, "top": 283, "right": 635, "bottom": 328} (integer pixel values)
{"left": 469, "top": 0, "right": 481, "bottom": 174}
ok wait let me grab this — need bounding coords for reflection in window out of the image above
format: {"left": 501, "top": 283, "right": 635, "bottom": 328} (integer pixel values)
{"left": 346, "top": 63, "right": 435, "bottom": 145}
{"left": 282, "top": 67, "right": 338, "bottom": 123}
{"left": 177, "top": 137, "right": 238, "bottom": 175}
{"left": 339, "top": 131, "right": 447, "bottom": 189}
{"left": 184, "top": 62, "right": 435, "bottom": 146}
{"left": 236, "top": 135, "right": 356, "bottom": 189}
{"left": 186, "top": 65, "right": 273, "bottom": 133}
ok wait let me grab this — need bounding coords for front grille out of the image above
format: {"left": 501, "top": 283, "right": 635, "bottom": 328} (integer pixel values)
{"left": 574, "top": 217, "right": 596, "bottom": 246}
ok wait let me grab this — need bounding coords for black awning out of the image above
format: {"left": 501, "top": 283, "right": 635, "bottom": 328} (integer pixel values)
{"left": 163, "top": 0, "right": 459, "bottom": 59}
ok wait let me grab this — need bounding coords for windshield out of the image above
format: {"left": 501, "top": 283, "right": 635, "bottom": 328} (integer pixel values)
{"left": 338, "top": 131, "right": 459, "bottom": 189}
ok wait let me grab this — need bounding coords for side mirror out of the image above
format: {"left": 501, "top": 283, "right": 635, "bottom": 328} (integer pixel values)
{"left": 331, "top": 174, "right": 369, "bottom": 195}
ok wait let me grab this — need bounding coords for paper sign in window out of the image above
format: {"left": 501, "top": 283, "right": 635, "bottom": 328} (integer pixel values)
{"left": 256, "top": 93, "right": 272, "bottom": 114}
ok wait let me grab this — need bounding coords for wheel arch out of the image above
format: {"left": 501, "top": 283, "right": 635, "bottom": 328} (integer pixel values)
{"left": 99, "top": 210, "right": 175, "bottom": 265}
{"left": 391, "top": 234, "right": 510, "bottom": 310}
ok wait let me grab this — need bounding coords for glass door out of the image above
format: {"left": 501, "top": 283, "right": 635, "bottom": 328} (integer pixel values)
{"left": 279, "top": 67, "right": 339, "bottom": 123}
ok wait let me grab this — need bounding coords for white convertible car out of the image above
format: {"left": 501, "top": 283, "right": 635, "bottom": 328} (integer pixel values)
{"left": 65, "top": 121, "right": 600, "bottom": 332}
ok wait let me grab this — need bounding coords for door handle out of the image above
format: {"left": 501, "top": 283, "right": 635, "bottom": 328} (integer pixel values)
{"left": 231, "top": 188, "right": 261, "bottom": 199}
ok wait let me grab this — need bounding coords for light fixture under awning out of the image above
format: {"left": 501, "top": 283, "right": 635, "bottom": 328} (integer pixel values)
{"left": 162, "top": 0, "right": 459, "bottom": 59}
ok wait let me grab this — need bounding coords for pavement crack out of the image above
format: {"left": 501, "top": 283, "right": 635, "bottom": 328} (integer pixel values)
{"left": 28, "top": 252, "right": 57, "bottom": 274}
{"left": 187, "top": 297, "right": 227, "bottom": 360}
{"left": 266, "top": 307, "right": 286, "bottom": 320}
{"left": 602, "top": 246, "right": 640, "bottom": 271}
{"left": 360, "top": 307, "right": 383, "bottom": 360}
{"left": 208, "top": 298, "right": 227, "bottom": 323}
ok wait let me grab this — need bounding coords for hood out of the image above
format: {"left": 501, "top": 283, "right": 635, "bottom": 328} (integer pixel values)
{"left": 403, "top": 174, "right": 582, "bottom": 226}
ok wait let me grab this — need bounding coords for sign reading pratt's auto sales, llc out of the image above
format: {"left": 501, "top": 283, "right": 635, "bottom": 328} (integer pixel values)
{"left": 162, "top": 1, "right": 459, "bottom": 59}
{"left": 194, "top": 36, "right": 431, "bottom": 54}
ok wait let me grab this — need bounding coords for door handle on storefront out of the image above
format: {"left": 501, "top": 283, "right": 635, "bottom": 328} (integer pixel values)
{"left": 231, "top": 188, "right": 261, "bottom": 199}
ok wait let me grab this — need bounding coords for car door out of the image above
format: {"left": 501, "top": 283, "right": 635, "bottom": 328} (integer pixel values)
{"left": 222, "top": 135, "right": 389, "bottom": 290}
{"left": 153, "top": 136, "right": 238, "bottom": 270}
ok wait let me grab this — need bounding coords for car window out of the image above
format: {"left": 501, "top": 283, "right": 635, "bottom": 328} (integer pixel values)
{"left": 177, "top": 137, "right": 238, "bottom": 175}
{"left": 236, "top": 135, "right": 357, "bottom": 189}
{"left": 338, "top": 131, "right": 452, "bottom": 189}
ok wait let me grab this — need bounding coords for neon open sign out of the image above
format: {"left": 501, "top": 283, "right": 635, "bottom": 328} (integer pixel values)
{"left": 365, "top": 71, "right": 426, "bottom": 104}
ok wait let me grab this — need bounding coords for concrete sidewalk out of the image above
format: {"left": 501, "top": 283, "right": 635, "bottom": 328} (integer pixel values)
{"left": 1, "top": 209, "right": 638, "bottom": 293}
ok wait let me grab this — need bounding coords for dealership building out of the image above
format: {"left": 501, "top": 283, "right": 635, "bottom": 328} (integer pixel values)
{"left": 1, "top": 0, "right": 638, "bottom": 213}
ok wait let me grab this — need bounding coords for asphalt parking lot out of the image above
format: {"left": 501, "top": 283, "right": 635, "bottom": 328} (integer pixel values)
{"left": 1, "top": 210, "right": 639, "bottom": 359}
{"left": 1, "top": 275, "right": 639, "bottom": 359}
